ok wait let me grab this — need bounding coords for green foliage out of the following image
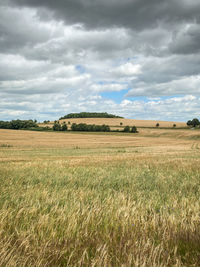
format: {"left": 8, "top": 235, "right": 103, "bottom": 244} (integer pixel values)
{"left": 43, "top": 120, "right": 50, "bottom": 124}
{"left": 61, "top": 123, "right": 68, "bottom": 131}
{"left": 53, "top": 121, "right": 62, "bottom": 131}
{"left": 123, "top": 125, "right": 138, "bottom": 133}
{"left": 187, "top": 118, "right": 200, "bottom": 127}
{"left": 187, "top": 120, "right": 192, "bottom": 126}
{"left": 131, "top": 126, "right": 138, "bottom": 133}
{"left": 123, "top": 126, "right": 130, "bottom": 132}
{"left": 0, "top": 120, "right": 38, "bottom": 129}
{"left": 71, "top": 123, "right": 110, "bottom": 132}
{"left": 59, "top": 112, "right": 123, "bottom": 119}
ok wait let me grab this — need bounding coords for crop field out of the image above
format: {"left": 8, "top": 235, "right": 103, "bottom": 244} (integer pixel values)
{"left": 39, "top": 118, "right": 187, "bottom": 129}
{"left": 0, "top": 128, "right": 200, "bottom": 266}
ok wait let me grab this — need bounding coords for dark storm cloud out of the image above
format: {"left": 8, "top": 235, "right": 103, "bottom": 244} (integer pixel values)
{"left": 7, "top": 0, "right": 200, "bottom": 30}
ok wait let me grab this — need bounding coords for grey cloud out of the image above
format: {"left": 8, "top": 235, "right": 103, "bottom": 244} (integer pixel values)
{"left": 169, "top": 23, "right": 200, "bottom": 54}
{"left": 7, "top": 0, "right": 200, "bottom": 30}
{"left": 0, "top": 5, "right": 62, "bottom": 54}
{"left": 127, "top": 75, "right": 200, "bottom": 97}
{"left": 0, "top": 0, "right": 200, "bottom": 121}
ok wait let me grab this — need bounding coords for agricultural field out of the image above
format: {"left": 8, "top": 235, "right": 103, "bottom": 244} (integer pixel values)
{"left": 39, "top": 118, "right": 187, "bottom": 129}
{"left": 0, "top": 128, "right": 200, "bottom": 266}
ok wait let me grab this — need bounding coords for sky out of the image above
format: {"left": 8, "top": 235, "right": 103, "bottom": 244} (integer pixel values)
{"left": 0, "top": 0, "right": 200, "bottom": 122}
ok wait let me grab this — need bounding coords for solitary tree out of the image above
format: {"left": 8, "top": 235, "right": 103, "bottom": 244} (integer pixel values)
{"left": 156, "top": 123, "right": 160, "bottom": 127}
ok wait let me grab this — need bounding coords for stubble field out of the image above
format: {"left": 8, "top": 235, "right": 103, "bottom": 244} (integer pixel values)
{"left": 0, "top": 128, "right": 200, "bottom": 266}
{"left": 39, "top": 118, "right": 187, "bottom": 129}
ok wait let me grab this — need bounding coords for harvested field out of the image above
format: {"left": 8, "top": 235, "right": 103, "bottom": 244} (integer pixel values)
{"left": 40, "top": 118, "right": 187, "bottom": 129}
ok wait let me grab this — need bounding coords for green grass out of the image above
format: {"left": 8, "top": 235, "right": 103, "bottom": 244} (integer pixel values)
{"left": 0, "top": 147, "right": 200, "bottom": 266}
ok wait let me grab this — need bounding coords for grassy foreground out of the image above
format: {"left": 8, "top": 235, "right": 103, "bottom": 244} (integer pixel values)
{"left": 0, "top": 130, "right": 200, "bottom": 266}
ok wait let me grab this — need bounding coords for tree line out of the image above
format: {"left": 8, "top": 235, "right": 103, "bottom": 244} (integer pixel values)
{"left": 59, "top": 112, "right": 123, "bottom": 119}
{"left": 0, "top": 120, "right": 38, "bottom": 129}
{"left": 53, "top": 121, "right": 138, "bottom": 133}
{"left": 53, "top": 122, "right": 111, "bottom": 132}
{"left": 71, "top": 123, "right": 110, "bottom": 132}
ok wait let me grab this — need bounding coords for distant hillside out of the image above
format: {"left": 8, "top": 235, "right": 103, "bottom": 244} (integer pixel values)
{"left": 59, "top": 112, "right": 123, "bottom": 119}
{"left": 58, "top": 118, "right": 187, "bottom": 129}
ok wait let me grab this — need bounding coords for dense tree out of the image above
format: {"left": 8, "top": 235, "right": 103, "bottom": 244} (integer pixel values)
{"left": 192, "top": 118, "right": 200, "bottom": 127}
{"left": 59, "top": 112, "right": 123, "bottom": 119}
{"left": 53, "top": 121, "right": 62, "bottom": 131}
{"left": 71, "top": 123, "right": 110, "bottom": 132}
{"left": 187, "top": 118, "right": 200, "bottom": 127}
{"left": 123, "top": 126, "right": 130, "bottom": 132}
{"left": 187, "top": 120, "right": 192, "bottom": 127}
{"left": 131, "top": 126, "right": 138, "bottom": 133}
{"left": 0, "top": 120, "right": 38, "bottom": 129}
{"left": 61, "top": 122, "right": 68, "bottom": 131}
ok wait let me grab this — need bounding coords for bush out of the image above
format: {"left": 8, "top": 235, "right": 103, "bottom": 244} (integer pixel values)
{"left": 53, "top": 122, "right": 62, "bottom": 131}
{"left": 156, "top": 123, "right": 160, "bottom": 127}
{"left": 131, "top": 126, "right": 138, "bottom": 133}
{"left": 187, "top": 118, "right": 200, "bottom": 128}
{"left": 61, "top": 123, "right": 68, "bottom": 131}
{"left": 123, "top": 126, "right": 130, "bottom": 132}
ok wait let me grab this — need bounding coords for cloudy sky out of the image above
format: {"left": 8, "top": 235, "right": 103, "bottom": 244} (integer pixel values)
{"left": 0, "top": 0, "right": 200, "bottom": 121}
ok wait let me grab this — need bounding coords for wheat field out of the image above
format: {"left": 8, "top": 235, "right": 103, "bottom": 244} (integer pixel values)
{"left": 0, "top": 128, "right": 200, "bottom": 266}
{"left": 40, "top": 118, "right": 187, "bottom": 129}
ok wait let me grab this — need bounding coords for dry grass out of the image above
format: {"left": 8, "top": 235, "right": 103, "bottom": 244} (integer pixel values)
{"left": 60, "top": 118, "right": 186, "bottom": 128}
{"left": 39, "top": 118, "right": 186, "bottom": 129}
{"left": 0, "top": 129, "right": 200, "bottom": 266}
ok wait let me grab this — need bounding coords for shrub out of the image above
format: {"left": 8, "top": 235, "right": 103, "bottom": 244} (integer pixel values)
{"left": 123, "top": 126, "right": 130, "bottom": 132}
{"left": 156, "top": 123, "right": 160, "bottom": 127}
{"left": 131, "top": 126, "right": 138, "bottom": 133}
{"left": 61, "top": 123, "right": 68, "bottom": 131}
{"left": 187, "top": 118, "right": 200, "bottom": 128}
{"left": 53, "top": 121, "right": 62, "bottom": 131}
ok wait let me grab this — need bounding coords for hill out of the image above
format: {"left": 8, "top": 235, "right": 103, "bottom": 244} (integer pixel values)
{"left": 57, "top": 118, "right": 186, "bottom": 129}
